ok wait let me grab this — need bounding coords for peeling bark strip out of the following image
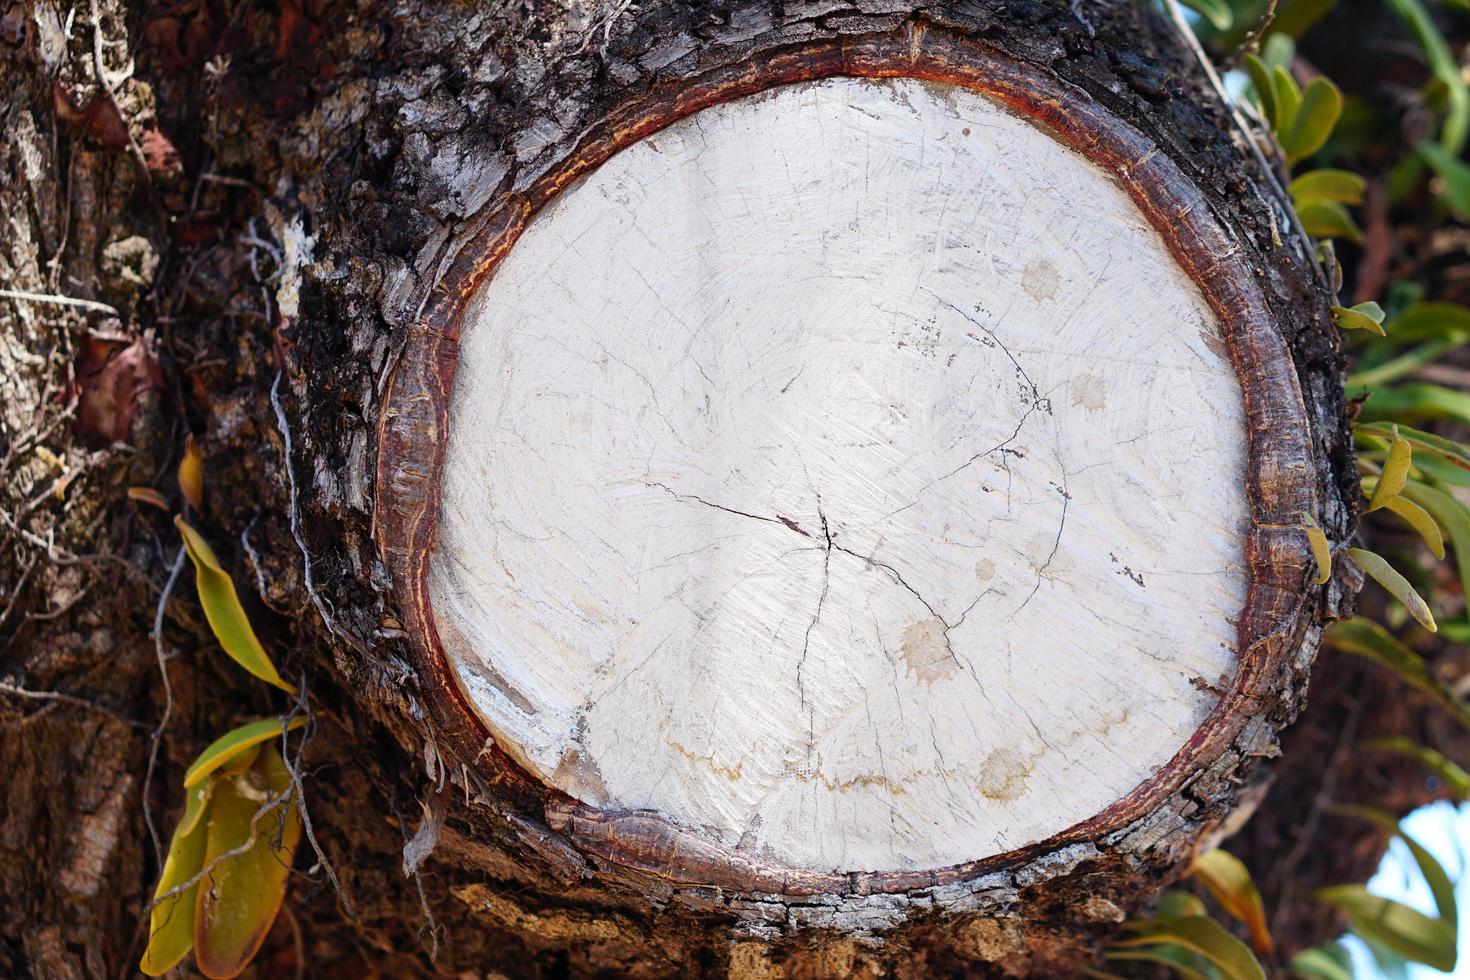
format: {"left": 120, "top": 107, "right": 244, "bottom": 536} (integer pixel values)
{"left": 377, "top": 18, "right": 1336, "bottom": 907}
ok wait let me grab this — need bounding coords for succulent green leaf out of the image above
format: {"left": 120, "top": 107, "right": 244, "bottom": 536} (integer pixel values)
{"left": 1191, "top": 849, "right": 1273, "bottom": 956}
{"left": 1367, "top": 426, "right": 1412, "bottom": 511}
{"left": 1116, "top": 915, "right": 1267, "bottom": 980}
{"left": 1244, "top": 55, "right": 1278, "bottom": 129}
{"left": 1358, "top": 421, "right": 1470, "bottom": 476}
{"left": 183, "top": 716, "right": 306, "bottom": 789}
{"left": 1271, "top": 66, "right": 1303, "bottom": 137}
{"left": 1289, "top": 169, "right": 1366, "bottom": 206}
{"left": 1300, "top": 512, "right": 1331, "bottom": 585}
{"left": 194, "top": 744, "right": 303, "bottom": 979}
{"left": 1328, "top": 618, "right": 1470, "bottom": 728}
{"left": 176, "top": 517, "right": 297, "bottom": 694}
{"left": 1418, "top": 140, "right": 1470, "bottom": 221}
{"left": 178, "top": 779, "right": 215, "bottom": 837}
{"left": 1289, "top": 943, "right": 1355, "bottom": 980}
{"left": 1284, "top": 77, "right": 1343, "bottom": 164}
{"left": 1158, "top": 889, "right": 1209, "bottom": 918}
{"left": 1402, "top": 480, "right": 1470, "bottom": 591}
{"left": 1387, "top": 0, "right": 1469, "bottom": 155}
{"left": 1387, "top": 302, "right": 1470, "bottom": 343}
{"left": 1317, "top": 885, "right": 1456, "bottom": 972}
{"left": 1298, "top": 201, "right": 1365, "bottom": 243}
{"left": 1344, "top": 548, "right": 1436, "bottom": 631}
{"left": 140, "top": 789, "right": 211, "bottom": 976}
{"left": 1329, "top": 804, "right": 1457, "bottom": 925}
{"left": 1178, "top": 0, "right": 1233, "bottom": 29}
{"left": 1382, "top": 495, "right": 1446, "bottom": 560}
{"left": 1104, "top": 947, "right": 1213, "bottom": 980}
{"left": 1333, "top": 304, "right": 1387, "bottom": 335}
{"left": 1362, "top": 736, "right": 1470, "bottom": 800}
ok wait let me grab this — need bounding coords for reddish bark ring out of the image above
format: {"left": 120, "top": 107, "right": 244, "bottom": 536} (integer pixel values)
{"left": 375, "top": 22, "right": 1319, "bottom": 896}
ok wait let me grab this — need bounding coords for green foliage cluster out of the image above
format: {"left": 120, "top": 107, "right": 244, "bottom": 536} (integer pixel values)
{"left": 1114, "top": 1, "right": 1470, "bottom": 977}
{"left": 135, "top": 443, "right": 307, "bottom": 978}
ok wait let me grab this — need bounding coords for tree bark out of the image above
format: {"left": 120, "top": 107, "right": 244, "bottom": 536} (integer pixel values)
{"left": 0, "top": 0, "right": 1359, "bottom": 976}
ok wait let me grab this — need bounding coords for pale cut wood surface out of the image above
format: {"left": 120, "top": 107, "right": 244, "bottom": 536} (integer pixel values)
{"left": 428, "top": 76, "right": 1248, "bottom": 873}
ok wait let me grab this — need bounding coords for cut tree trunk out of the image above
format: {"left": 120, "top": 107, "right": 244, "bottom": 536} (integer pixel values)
{"left": 0, "top": 0, "right": 1359, "bottom": 976}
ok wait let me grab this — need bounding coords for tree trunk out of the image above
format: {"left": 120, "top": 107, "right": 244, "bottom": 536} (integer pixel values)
{"left": 0, "top": 0, "right": 1358, "bottom": 976}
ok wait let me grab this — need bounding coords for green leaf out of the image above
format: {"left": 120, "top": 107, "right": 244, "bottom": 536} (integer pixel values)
{"left": 1327, "top": 618, "right": 1470, "bottom": 729}
{"left": 1284, "top": 77, "right": 1344, "bottom": 164}
{"left": 1298, "top": 201, "right": 1364, "bottom": 242}
{"left": 1244, "top": 55, "right": 1278, "bottom": 130}
{"left": 1333, "top": 302, "right": 1387, "bottom": 336}
{"left": 1159, "top": 889, "right": 1210, "bottom": 918}
{"left": 1362, "top": 736, "right": 1470, "bottom": 799}
{"left": 1289, "top": 169, "right": 1366, "bottom": 206}
{"left": 1178, "top": 0, "right": 1233, "bottom": 30}
{"left": 1191, "top": 849, "right": 1273, "bottom": 956}
{"left": 1272, "top": 65, "right": 1304, "bottom": 137}
{"left": 178, "top": 779, "right": 215, "bottom": 837}
{"left": 1387, "top": 0, "right": 1469, "bottom": 155}
{"left": 1415, "top": 454, "right": 1470, "bottom": 487}
{"left": 1344, "top": 548, "right": 1436, "bottom": 631}
{"left": 176, "top": 516, "right": 297, "bottom": 694}
{"left": 195, "top": 744, "right": 303, "bottom": 980}
{"left": 1402, "top": 479, "right": 1470, "bottom": 592}
{"left": 1418, "top": 140, "right": 1470, "bottom": 221}
{"left": 1317, "top": 885, "right": 1457, "bottom": 972}
{"left": 1358, "top": 422, "right": 1470, "bottom": 476}
{"left": 1357, "top": 381, "right": 1470, "bottom": 425}
{"left": 1105, "top": 947, "right": 1213, "bottom": 980}
{"left": 179, "top": 434, "right": 204, "bottom": 512}
{"left": 1351, "top": 346, "right": 1468, "bottom": 392}
{"left": 183, "top": 715, "right": 306, "bottom": 789}
{"left": 1117, "top": 915, "right": 1267, "bottom": 980}
{"left": 1329, "top": 804, "right": 1457, "bottom": 925}
{"left": 216, "top": 742, "right": 262, "bottom": 780}
{"left": 1301, "top": 512, "right": 1332, "bottom": 585}
{"left": 140, "top": 790, "right": 211, "bottom": 976}
{"left": 1289, "top": 943, "right": 1355, "bottom": 980}
{"left": 1367, "top": 426, "right": 1411, "bottom": 511}
{"left": 1381, "top": 494, "right": 1446, "bottom": 560}
{"left": 1387, "top": 301, "right": 1470, "bottom": 343}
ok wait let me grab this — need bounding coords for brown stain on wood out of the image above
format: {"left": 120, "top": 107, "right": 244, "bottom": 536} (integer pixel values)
{"left": 1020, "top": 258, "right": 1061, "bottom": 301}
{"left": 1069, "top": 372, "right": 1107, "bottom": 413}
{"left": 977, "top": 749, "right": 1033, "bottom": 802}
{"left": 901, "top": 617, "right": 959, "bottom": 685}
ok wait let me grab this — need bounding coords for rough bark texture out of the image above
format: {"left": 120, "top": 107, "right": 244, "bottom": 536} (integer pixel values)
{"left": 0, "top": 0, "right": 1368, "bottom": 976}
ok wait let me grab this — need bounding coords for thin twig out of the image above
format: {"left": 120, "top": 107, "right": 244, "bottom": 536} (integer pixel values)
{"left": 0, "top": 288, "right": 120, "bottom": 318}
{"left": 87, "top": 0, "right": 150, "bottom": 179}
{"left": 0, "top": 555, "right": 39, "bottom": 634}
{"left": 198, "top": 172, "right": 257, "bottom": 189}
{"left": 282, "top": 686, "right": 357, "bottom": 921}
{"left": 149, "top": 786, "right": 295, "bottom": 907}
{"left": 1164, "top": 0, "right": 1335, "bottom": 293}
{"left": 0, "top": 679, "right": 149, "bottom": 729}
{"left": 390, "top": 795, "right": 442, "bottom": 962}
{"left": 1230, "top": 0, "right": 1280, "bottom": 68}
{"left": 280, "top": 902, "right": 307, "bottom": 980}
{"left": 142, "top": 546, "right": 187, "bottom": 866}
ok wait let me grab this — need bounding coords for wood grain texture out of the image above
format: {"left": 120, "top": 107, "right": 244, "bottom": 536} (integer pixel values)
{"left": 431, "top": 75, "right": 1249, "bottom": 874}
{"left": 377, "top": 22, "right": 1328, "bottom": 903}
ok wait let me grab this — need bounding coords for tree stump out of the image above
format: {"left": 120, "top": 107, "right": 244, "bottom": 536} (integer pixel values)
{"left": 0, "top": 0, "right": 1361, "bottom": 974}
{"left": 371, "top": 9, "right": 1354, "bottom": 969}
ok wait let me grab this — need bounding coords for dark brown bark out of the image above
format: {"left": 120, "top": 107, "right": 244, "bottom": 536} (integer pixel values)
{"left": 0, "top": 0, "right": 1374, "bottom": 976}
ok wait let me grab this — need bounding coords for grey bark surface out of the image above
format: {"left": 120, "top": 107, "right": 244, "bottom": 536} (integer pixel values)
{"left": 0, "top": 0, "right": 1362, "bottom": 976}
